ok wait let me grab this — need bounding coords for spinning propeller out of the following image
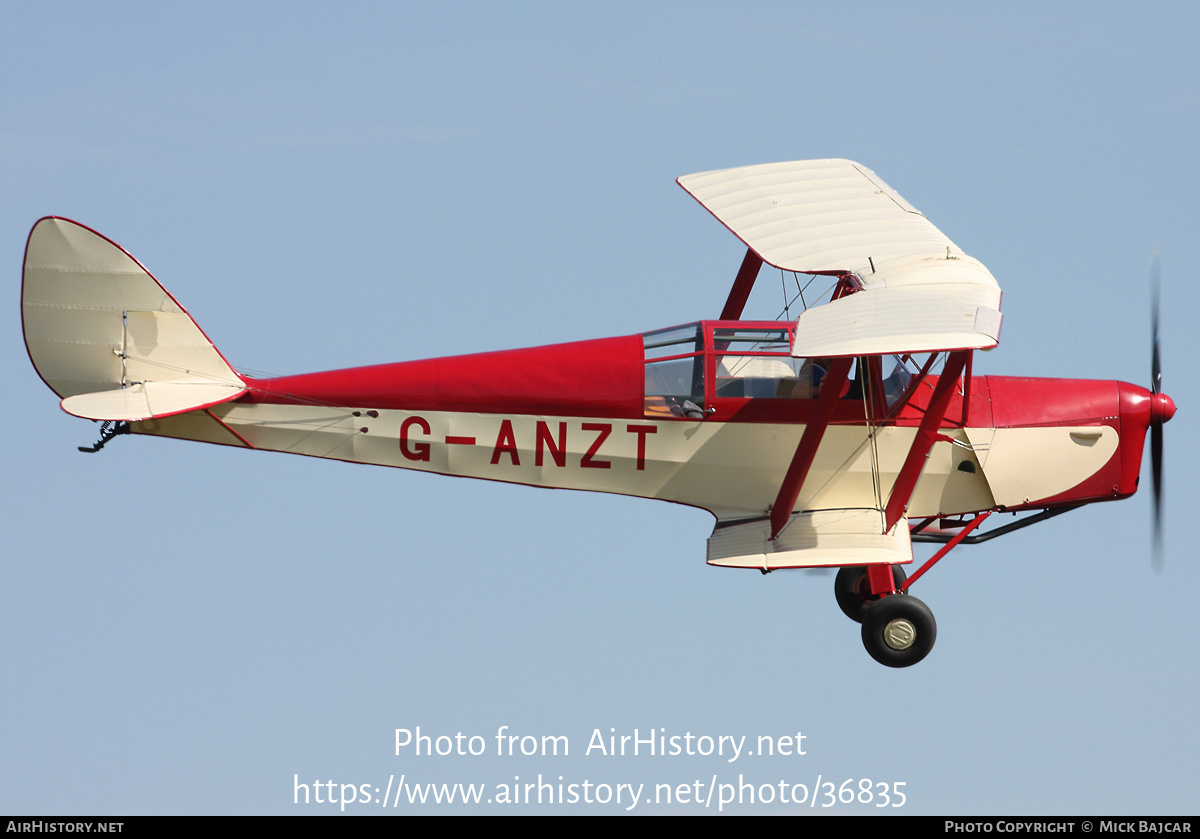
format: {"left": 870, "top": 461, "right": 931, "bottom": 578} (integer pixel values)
{"left": 1148, "top": 253, "right": 1171, "bottom": 572}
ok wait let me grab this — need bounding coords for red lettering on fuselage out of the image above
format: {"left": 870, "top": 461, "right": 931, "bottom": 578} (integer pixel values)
{"left": 536, "top": 421, "right": 567, "bottom": 467}
{"left": 397, "top": 415, "right": 652, "bottom": 470}
{"left": 491, "top": 419, "right": 520, "bottom": 465}
{"left": 399, "top": 416, "right": 431, "bottom": 461}
{"left": 580, "top": 423, "right": 613, "bottom": 469}
{"left": 627, "top": 424, "right": 656, "bottom": 471}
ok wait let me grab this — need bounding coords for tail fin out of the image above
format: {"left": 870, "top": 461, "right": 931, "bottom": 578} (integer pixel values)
{"left": 21, "top": 217, "right": 246, "bottom": 421}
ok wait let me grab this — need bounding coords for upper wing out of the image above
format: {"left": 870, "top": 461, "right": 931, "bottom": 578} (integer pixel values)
{"left": 678, "top": 159, "right": 1002, "bottom": 356}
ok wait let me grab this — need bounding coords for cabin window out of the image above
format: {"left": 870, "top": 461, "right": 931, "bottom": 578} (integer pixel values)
{"left": 712, "top": 327, "right": 835, "bottom": 399}
{"left": 643, "top": 325, "right": 705, "bottom": 418}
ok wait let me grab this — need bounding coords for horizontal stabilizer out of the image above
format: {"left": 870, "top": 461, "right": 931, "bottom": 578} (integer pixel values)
{"left": 62, "top": 382, "right": 247, "bottom": 422}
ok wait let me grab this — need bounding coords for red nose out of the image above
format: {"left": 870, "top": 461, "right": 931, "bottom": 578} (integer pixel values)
{"left": 1115, "top": 383, "right": 1173, "bottom": 497}
{"left": 1151, "top": 392, "right": 1176, "bottom": 425}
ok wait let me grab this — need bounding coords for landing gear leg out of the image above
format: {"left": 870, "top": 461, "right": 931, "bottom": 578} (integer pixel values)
{"left": 834, "top": 565, "right": 907, "bottom": 623}
{"left": 860, "top": 594, "right": 936, "bottom": 668}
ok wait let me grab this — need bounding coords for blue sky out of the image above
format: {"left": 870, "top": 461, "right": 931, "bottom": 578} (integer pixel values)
{"left": 3, "top": 1, "right": 1198, "bottom": 814}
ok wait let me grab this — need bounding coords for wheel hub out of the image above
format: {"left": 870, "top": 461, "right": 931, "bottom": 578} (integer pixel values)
{"left": 882, "top": 618, "right": 917, "bottom": 650}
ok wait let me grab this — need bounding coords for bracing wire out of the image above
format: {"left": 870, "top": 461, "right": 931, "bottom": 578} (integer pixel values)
{"left": 773, "top": 270, "right": 834, "bottom": 322}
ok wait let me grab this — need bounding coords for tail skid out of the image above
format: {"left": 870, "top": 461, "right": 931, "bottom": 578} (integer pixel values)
{"left": 77, "top": 420, "right": 130, "bottom": 453}
{"left": 21, "top": 218, "right": 246, "bottom": 422}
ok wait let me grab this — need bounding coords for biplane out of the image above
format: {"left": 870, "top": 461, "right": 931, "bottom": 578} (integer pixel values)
{"left": 21, "top": 159, "right": 1175, "bottom": 667}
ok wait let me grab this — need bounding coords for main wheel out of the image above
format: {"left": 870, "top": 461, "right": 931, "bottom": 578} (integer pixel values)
{"left": 834, "top": 565, "right": 907, "bottom": 623}
{"left": 860, "top": 593, "right": 936, "bottom": 668}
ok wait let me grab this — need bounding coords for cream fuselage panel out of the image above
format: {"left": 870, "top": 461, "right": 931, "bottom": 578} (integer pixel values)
{"left": 134, "top": 404, "right": 1109, "bottom": 520}
{"left": 969, "top": 426, "right": 1118, "bottom": 508}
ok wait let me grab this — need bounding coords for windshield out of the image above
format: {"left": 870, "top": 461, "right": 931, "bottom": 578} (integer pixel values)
{"left": 643, "top": 324, "right": 705, "bottom": 418}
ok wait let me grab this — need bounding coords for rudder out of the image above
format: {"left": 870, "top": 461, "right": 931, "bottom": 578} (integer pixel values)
{"left": 22, "top": 217, "right": 246, "bottom": 421}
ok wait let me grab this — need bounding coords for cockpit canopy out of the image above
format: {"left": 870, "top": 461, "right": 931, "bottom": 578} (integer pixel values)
{"left": 643, "top": 321, "right": 914, "bottom": 421}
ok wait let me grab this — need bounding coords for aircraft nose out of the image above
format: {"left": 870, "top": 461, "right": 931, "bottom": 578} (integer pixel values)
{"left": 1114, "top": 382, "right": 1171, "bottom": 497}
{"left": 1151, "top": 392, "right": 1176, "bottom": 425}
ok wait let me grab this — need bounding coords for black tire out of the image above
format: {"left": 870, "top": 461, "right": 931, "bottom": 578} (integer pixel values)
{"left": 860, "top": 593, "right": 936, "bottom": 668}
{"left": 834, "top": 565, "right": 907, "bottom": 623}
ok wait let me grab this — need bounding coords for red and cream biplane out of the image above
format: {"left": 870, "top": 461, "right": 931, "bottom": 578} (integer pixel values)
{"left": 21, "top": 159, "right": 1174, "bottom": 666}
